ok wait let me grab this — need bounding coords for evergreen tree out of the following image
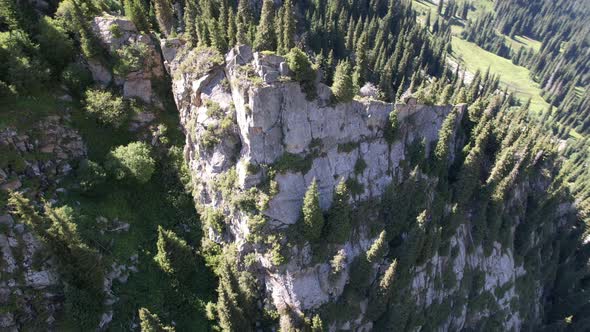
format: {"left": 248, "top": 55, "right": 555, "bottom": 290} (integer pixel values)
{"left": 311, "top": 314, "right": 324, "bottom": 332}
{"left": 326, "top": 180, "right": 352, "bottom": 243}
{"left": 367, "top": 230, "right": 388, "bottom": 263}
{"left": 154, "top": 226, "right": 196, "bottom": 288}
{"left": 331, "top": 60, "right": 355, "bottom": 103}
{"left": 124, "top": 0, "right": 149, "bottom": 32}
{"left": 434, "top": 108, "right": 459, "bottom": 167}
{"left": 138, "top": 308, "right": 175, "bottom": 332}
{"left": 236, "top": 0, "right": 252, "bottom": 45}
{"left": 352, "top": 33, "right": 369, "bottom": 91}
{"left": 227, "top": 10, "right": 237, "bottom": 47}
{"left": 438, "top": 84, "right": 453, "bottom": 105}
{"left": 281, "top": 0, "right": 295, "bottom": 53}
{"left": 253, "top": 0, "right": 277, "bottom": 51}
{"left": 302, "top": 179, "right": 325, "bottom": 242}
{"left": 154, "top": 0, "right": 174, "bottom": 36}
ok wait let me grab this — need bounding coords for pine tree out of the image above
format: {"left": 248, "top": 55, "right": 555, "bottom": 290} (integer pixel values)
{"left": 302, "top": 179, "right": 325, "bottom": 242}
{"left": 236, "top": 0, "right": 252, "bottom": 45}
{"left": 183, "top": 0, "right": 198, "bottom": 47}
{"left": 434, "top": 108, "right": 459, "bottom": 168}
{"left": 326, "top": 180, "right": 352, "bottom": 243}
{"left": 138, "top": 308, "right": 175, "bottom": 332}
{"left": 352, "top": 33, "right": 369, "bottom": 91}
{"left": 154, "top": 0, "right": 174, "bottom": 36}
{"left": 227, "top": 10, "right": 237, "bottom": 47}
{"left": 332, "top": 60, "right": 355, "bottom": 103}
{"left": 215, "top": 250, "right": 254, "bottom": 331}
{"left": 154, "top": 226, "right": 196, "bottom": 288}
{"left": 253, "top": 0, "right": 277, "bottom": 51}
{"left": 124, "top": 0, "right": 149, "bottom": 32}
{"left": 0, "top": 0, "right": 22, "bottom": 30}
{"left": 311, "top": 314, "right": 324, "bottom": 332}
{"left": 281, "top": 0, "right": 295, "bottom": 52}
{"left": 438, "top": 84, "right": 453, "bottom": 105}
{"left": 367, "top": 230, "right": 388, "bottom": 263}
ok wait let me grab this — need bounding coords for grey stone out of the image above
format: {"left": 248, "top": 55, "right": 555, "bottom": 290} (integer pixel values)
{"left": 279, "top": 62, "right": 292, "bottom": 76}
{"left": 25, "top": 271, "right": 58, "bottom": 289}
{"left": 87, "top": 58, "right": 112, "bottom": 86}
{"left": 123, "top": 79, "right": 152, "bottom": 103}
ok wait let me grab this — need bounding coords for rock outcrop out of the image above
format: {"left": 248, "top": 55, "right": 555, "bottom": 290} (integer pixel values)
{"left": 0, "top": 115, "right": 85, "bottom": 195}
{"left": 90, "top": 16, "right": 165, "bottom": 105}
{"left": 170, "top": 45, "right": 514, "bottom": 329}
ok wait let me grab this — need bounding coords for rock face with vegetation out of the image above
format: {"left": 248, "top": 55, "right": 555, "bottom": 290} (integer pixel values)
{"left": 166, "top": 45, "right": 578, "bottom": 330}
{"left": 2, "top": 0, "right": 589, "bottom": 329}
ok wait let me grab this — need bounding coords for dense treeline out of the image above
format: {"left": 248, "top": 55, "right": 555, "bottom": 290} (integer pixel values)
{"left": 453, "top": 0, "right": 590, "bottom": 135}
{"left": 177, "top": 0, "right": 453, "bottom": 101}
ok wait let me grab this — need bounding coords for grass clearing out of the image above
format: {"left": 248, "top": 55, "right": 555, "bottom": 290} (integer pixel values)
{"left": 504, "top": 34, "right": 542, "bottom": 52}
{"left": 451, "top": 37, "right": 549, "bottom": 111}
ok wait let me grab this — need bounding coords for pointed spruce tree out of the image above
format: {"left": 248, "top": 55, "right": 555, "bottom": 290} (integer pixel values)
{"left": 138, "top": 308, "right": 175, "bottom": 332}
{"left": 124, "top": 0, "right": 150, "bottom": 32}
{"left": 352, "top": 33, "right": 369, "bottom": 92}
{"left": 331, "top": 60, "right": 355, "bottom": 103}
{"left": 302, "top": 179, "right": 325, "bottom": 242}
{"left": 367, "top": 230, "right": 388, "bottom": 263}
{"left": 154, "top": 0, "right": 174, "bottom": 36}
{"left": 327, "top": 179, "right": 352, "bottom": 243}
{"left": 154, "top": 226, "right": 195, "bottom": 288}
{"left": 281, "top": 0, "right": 295, "bottom": 53}
{"left": 253, "top": 0, "right": 277, "bottom": 51}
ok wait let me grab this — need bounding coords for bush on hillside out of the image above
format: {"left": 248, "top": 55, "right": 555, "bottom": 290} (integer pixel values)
{"left": 61, "top": 63, "right": 93, "bottom": 97}
{"left": 105, "top": 141, "right": 155, "bottom": 183}
{"left": 84, "top": 89, "right": 127, "bottom": 127}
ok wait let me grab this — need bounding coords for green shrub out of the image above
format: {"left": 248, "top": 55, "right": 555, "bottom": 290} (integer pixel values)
{"left": 384, "top": 109, "right": 399, "bottom": 144}
{"left": 354, "top": 158, "right": 367, "bottom": 175}
{"left": 330, "top": 249, "right": 347, "bottom": 276}
{"left": 105, "top": 141, "right": 155, "bottom": 183}
{"left": 177, "top": 47, "right": 224, "bottom": 79}
{"left": 272, "top": 152, "right": 313, "bottom": 174}
{"left": 286, "top": 47, "right": 317, "bottom": 99}
{"left": 0, "top": 30, "right": 49, "bottom": 93}
{"left": 345, "top": 177, "right": 364, "bottom": 196}
{"left": 36, "top": 17, "right": 74, "bottom": 74}
{"left": 108, "top": 24, "right": 122, "bottom": 38}
{"left": 337, "top": 142, "right": 359, "bottom": 153}
{"left": 61, "top": 63, "right": 92, "bottom": 97}
{"left": 77, "top": 159, "right": 106, "bottom": 192}
{"left": 113, "top": 41, "right": 149, "bottom": 76}
{"left": 84, "top": 89, "right": 127, "bottom": 127}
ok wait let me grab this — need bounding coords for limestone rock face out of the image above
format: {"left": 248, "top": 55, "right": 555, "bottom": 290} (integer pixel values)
{"left": 168, "top": 45, "right": 469, "bottom": 324}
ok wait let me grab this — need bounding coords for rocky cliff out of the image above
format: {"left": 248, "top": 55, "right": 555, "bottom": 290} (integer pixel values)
{"left": 163, "top": 40, "right": 588, "bottom": 330}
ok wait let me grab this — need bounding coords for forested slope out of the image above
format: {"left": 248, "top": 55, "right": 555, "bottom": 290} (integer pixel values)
{"left": 0, "top": 0, "right": 589, "bottom": 331}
